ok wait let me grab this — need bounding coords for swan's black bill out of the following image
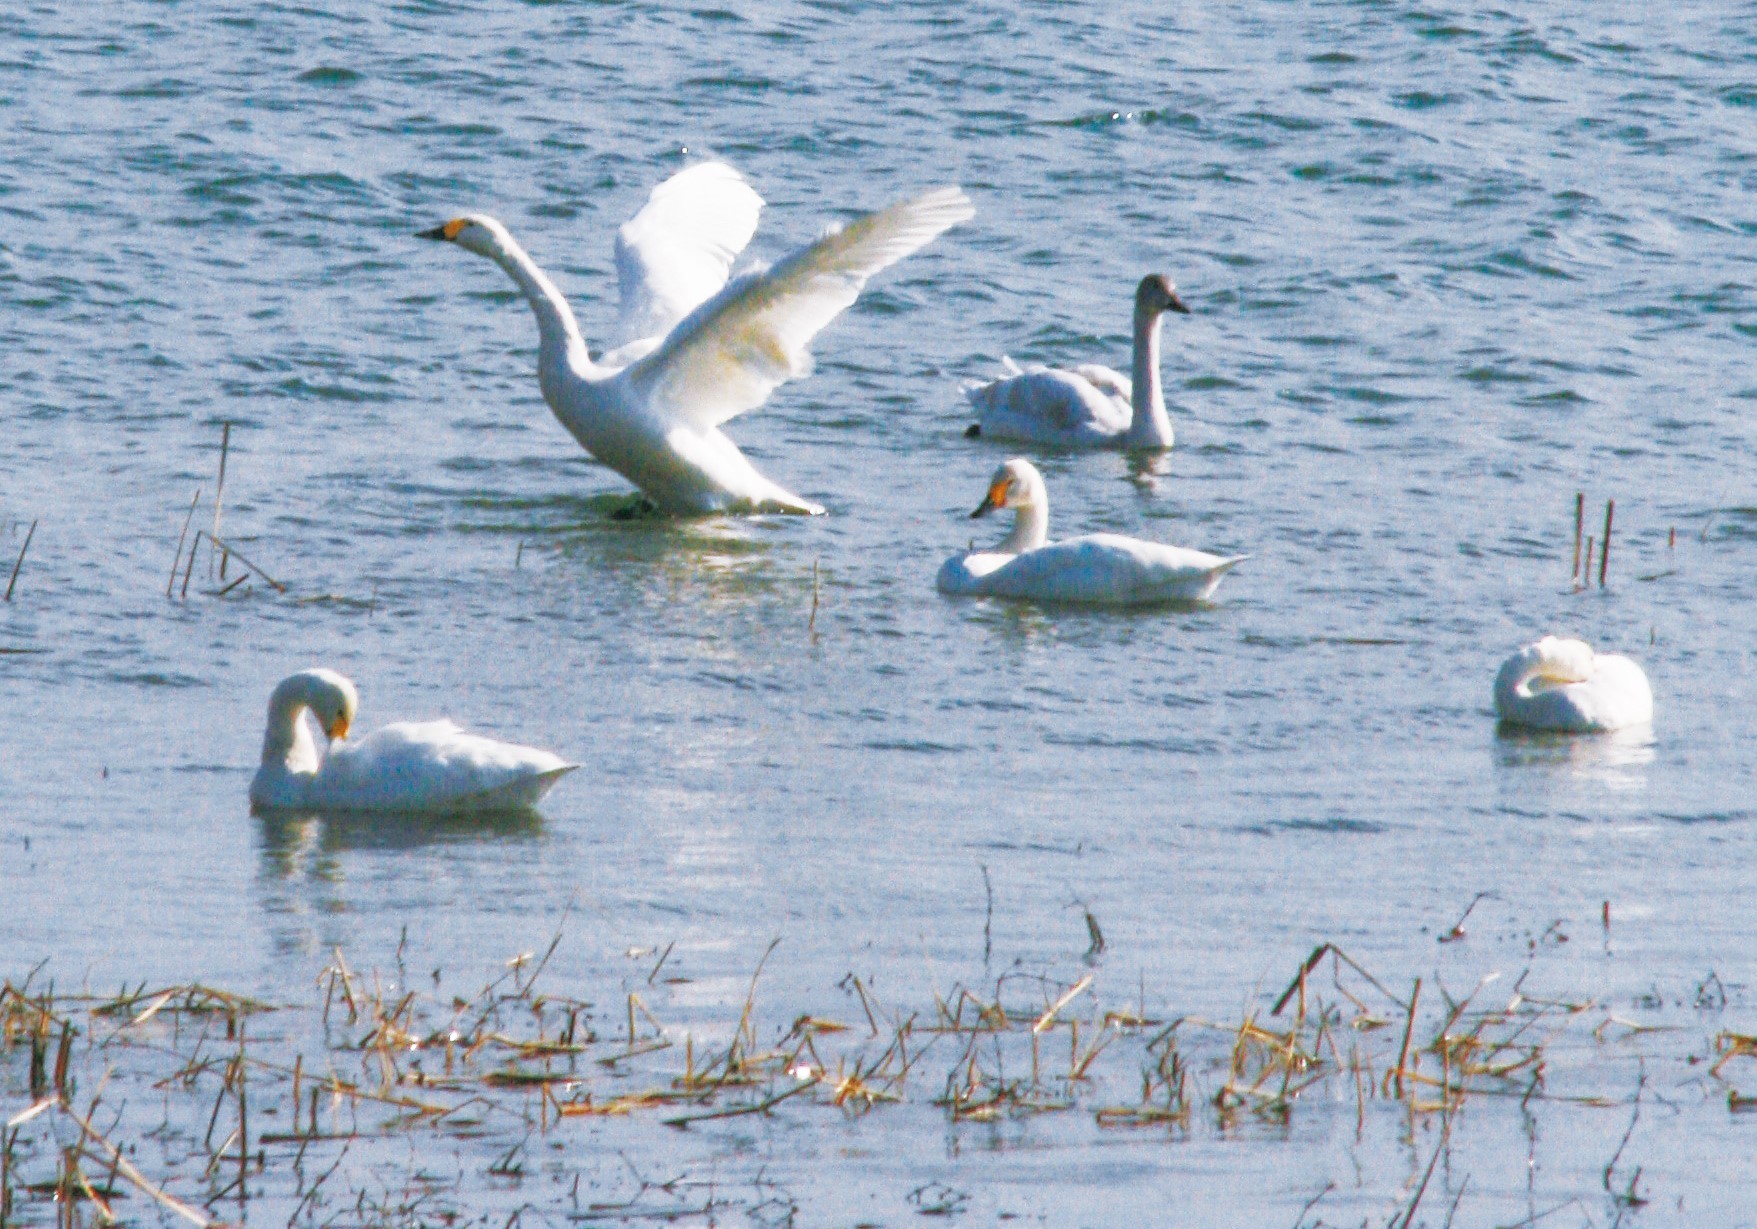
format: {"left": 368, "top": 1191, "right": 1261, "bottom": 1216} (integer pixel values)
{"left": 415, "top": 224, "right": 452, "bottom": 241}
{"left": 1169, "top": 294, "right": 1191, "bottom": 315}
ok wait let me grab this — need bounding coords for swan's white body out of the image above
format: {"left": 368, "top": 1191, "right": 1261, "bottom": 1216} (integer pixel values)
{"left": 936, "top": 458, "right": 1244, "bottom": 605}
{"left": 966, "top": 275, "right": 1188, "bottom": 449}
{"left": 250, "top": 669, "right": 575, "bottom": 814}
{"left": 1492, "top": 637, "right": 1653, "bottom": 733}
{"left": 422, "top": 163, "right": 974, "bottom": 515}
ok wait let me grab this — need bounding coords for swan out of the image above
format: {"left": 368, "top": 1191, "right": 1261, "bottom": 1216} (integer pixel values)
{"left": 936, "top": 458, "right": 1244, "bottom": 604}
{"left": 419, "top": 162, "right": 974, "bottom": 515}
{"left": 1492, "top": 637, "right": 1653, "bottom": 733}
{"left": 250, "top": 669, "right": 576, "bottom": 814}
{"left": 964, "top": 274, "right": 1189, "bottom": 448}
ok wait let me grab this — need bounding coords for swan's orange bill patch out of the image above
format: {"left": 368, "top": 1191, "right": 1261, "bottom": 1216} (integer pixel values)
{"left": 442, "top": 217, "right": 468, "bottom": 240}
{"left": 985, "top": 478, "right": 1011, "bottom": 508}
{"left": 328, "top": 714, "right": 351, "bottom": 740}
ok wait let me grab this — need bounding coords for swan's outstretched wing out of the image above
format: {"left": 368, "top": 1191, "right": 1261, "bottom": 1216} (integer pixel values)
{"left": 615, "top": 162, "right": 764, "bottom": 345}
{"left": 624, "top": 186, "right": 975, "bottom": 430}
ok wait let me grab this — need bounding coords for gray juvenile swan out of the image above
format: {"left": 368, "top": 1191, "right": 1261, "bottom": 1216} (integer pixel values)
{"left": 965, "top": 274, "right": 1189, "bottom": 449}
{"left": 420, "top": 162, "right": 974, "bottom": 515}
{"left": 250, "top": 669, "right": 575, "bottom": 814}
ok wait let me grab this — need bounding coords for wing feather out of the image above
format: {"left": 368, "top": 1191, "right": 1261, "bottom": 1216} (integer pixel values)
{"left": 615, "top": 162, "right": 764, "bottom": 345}
{"left": 623, "top": 186, "right": 975, "bottom": 429}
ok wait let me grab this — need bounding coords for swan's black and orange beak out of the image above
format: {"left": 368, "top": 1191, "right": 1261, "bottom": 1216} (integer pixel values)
{"left": 1168, "top": 291, "right": 1191, "bottom": 315}
{"left": 326, "top": 713, "right": 351, "bottom": 740}
{"left": 970, "top": 478, "right": 1010, "bottom": 518}
{"left": 416, "top": 218, "right": 468, "bottom": 242}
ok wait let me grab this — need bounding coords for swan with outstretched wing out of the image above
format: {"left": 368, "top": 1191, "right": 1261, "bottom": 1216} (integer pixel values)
{"left": 421, "top": 163, "right": 973, "bottom": 515}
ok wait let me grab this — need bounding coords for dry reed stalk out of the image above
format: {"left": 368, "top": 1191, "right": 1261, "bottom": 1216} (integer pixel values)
{"left": 1388, "top": 1126, "right": 1447, "bottom": 1229}
{"left": 1582, "top": 537, "right": 1594, "bottom": 591}
{"left": 210, "top": 423, "right": 230, "bottom": 582}
{"left": 1573, "top": 491, "right": 1583, "bottom": 583}
{"left": 57, "top": 1102, "right": 213, "bottom": 1228}
{"left": 179, "top": 532, "right": 200, "bottom": 599}
{"left": 235, "top": 1018, "right": 248, "bottom": 1205}
{"left": 1600, "top": 499, "right": 1614, "bottom": 587}
{"left": 1711, "top": 1032, "right": 1757, "bottom": 1078}
{"left": 204, "top": 534, "right": 285, "bottom": 593}
{"left": 4, "top": 520, "right": 36, "bottom": 603}
{"left": 662, "top": 1073, "right": 817, "bottom": 1129}
{"left": 808, "top": 560, "right": 819, "bottom": 636}
{"left": 1392, "top": 977, "right": 1422, "bottom": 1100}
{"left": 1032, "top": 975, "right": 1093, "bottom": 1035}
{"left": 52, "top": 1020, "right": 73, "bottom": 1095}
{"left": 0, "top": 1127, "right": 17, "bottom": 1229}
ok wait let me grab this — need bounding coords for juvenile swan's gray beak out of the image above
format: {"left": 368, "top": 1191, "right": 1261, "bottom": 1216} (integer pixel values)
{"left": 1168, "top": 293, "right": 1191, "bottom": 315}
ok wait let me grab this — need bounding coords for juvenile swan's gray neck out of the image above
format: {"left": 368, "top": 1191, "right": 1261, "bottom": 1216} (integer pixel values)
{"left": 1126, "top": 306, "right": 1172, "bottom": 448}
{"left": 487, "top": 234, "right": 597, "bottom": 398}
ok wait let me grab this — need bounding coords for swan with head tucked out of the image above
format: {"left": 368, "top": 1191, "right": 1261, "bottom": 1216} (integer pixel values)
{"left": 250, "top": 669, "right": 576, "bottom": 814}
{"left": 1492, "top": 637, "right": 1653, "bottom": 733}
{"left": 965, "top": 275, "right": 1189, "bottom": 449}
{"left": 419, "top": 162, "right": 974, "bottom": 515}
{"left": 936, "top": 458, "right": 1244, "bottom": 604}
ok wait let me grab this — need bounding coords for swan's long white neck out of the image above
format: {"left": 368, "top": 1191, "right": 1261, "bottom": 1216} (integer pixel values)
{"left": 260, "top": 677, "right": 322, "bottom": 777}
{"left": 1000, "top": 486, "right": 1050, "bottom": 554}
{"left": 1126, "top": 305, "right": 1172, "bottom": 448}
{"left": 485, "top": 233, "right": 598, "bottom": 398}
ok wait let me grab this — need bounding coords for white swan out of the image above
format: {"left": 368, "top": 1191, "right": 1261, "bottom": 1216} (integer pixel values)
{"left": 936, "top": 458, "right": 1244, "bottom": 604}
{"left": 965, "top": 275, "right": 1189, "bottom": 448}
{"left": 250, "top": 669, "right": 576, "bottom": 814}
{"left": 420, "top": 162, "right": 974, "bottom": 515}
{"left": 1492, "top": 637, "right": 1653, "bottom": 733}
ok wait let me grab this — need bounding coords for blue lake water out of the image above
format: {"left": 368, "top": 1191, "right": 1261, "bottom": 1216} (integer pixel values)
{"left": 4, "top": 2, "right": 1757, "bottom": 1223}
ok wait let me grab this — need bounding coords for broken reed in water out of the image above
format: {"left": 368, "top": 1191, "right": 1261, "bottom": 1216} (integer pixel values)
{"left": 1570, "top": 493, "right": 1619, "bottom": 590}
{"left": 1, "top": 929, "right": 1741, "bottom": 1227}
{"left": 3, "top": 520, "right": 35, "bottom": 603}
{"left": 210, "top": 422, "right": 230, "bottom": 583}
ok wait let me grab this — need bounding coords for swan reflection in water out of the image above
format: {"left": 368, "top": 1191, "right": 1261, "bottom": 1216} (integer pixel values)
{"left": 256, "top": 807, "right": 542, "bottom": 881}
{"left": 1492, "top": 724, "right": 1656, "bottom": 790}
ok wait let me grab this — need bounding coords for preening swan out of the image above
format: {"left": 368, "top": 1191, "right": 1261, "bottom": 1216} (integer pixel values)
{"left": 250, "top": 669, "right": 576, "bottom": 814}
{"left": 965, "top": 275, "right": 1189, "bottom": 448}
{"left": 936, "top": 458, "right": 1244, "bottom": 605}
{"left": 420, "top": 162, "right": 974, "bottom": 515}
{"left": 1492, "top": 637, "right": 1653, "bottom": 733}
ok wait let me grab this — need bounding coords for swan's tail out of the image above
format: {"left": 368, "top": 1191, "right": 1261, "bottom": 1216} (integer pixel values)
{"left": 459, "top": 764, "right": 579, "bottom": 813}
{"left": 959, "top": 354, "right": 1028, "bottom": 397}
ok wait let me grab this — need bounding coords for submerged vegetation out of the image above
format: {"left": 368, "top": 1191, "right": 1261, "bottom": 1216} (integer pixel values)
{"left": 3, "top": 923, "right": 1750, "bottom": 1227}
